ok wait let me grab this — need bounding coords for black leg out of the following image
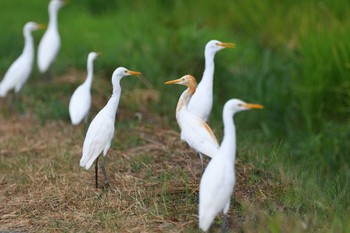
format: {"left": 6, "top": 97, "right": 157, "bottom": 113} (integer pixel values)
{"left": 198, "top": 153, "right": 204, "bottom": 175}
{"left": 101, "top": 156, "right": 110, "bottom": 188}
{"left": 84, "top": 114, "right": 89, "bottom": 134}
{"left": 221, "top": 214, "right": 228, "bottom": 233}
{"left": 45, "top": 68, "right": 52, "bottom": 82}
{"left": 95, "top": 156, "right": 99, "bottom": 188}
{"left": 14, "top": 92, "right": 24, "bottom": 112}
{"left": 6, "top": 92, "right": 15, "bottom": 112}
{"left": 208, "top": 224, "right": 214, "bottom": 233}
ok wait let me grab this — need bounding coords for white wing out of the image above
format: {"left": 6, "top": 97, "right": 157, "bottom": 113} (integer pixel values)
{"left": 178, "top": 110, "right": 219, "bottom": 158}
{"left": 0, "top": 54, "right": 32, "bottom": 97}
{"left": 69, "top": 83, "right": 91, "bottom": 125}
{"left": 80, "top": 108, "right": 115, "bottom": 170}
{"left": 37, "top": 27, "right": 60, "bottom": 72}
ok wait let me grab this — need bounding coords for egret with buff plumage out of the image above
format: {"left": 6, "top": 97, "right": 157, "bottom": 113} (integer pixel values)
{"left": 165, "top": 75, "right": 219, "bottom": 171}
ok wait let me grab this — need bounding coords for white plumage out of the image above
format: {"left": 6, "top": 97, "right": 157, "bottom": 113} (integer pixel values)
{"left": 0, "top": 22, "right": 44, "bottom": 97}
{"left": 80, "top": 67, "right": 141, "bottom": 188}
{"left": 178, "top": 109, "right": 219, "bottom": 158}
{"left": 37, "top": 0, "right": 65, "bottom": 74}
{"left": 69, "top": 52, "right": 99, "bottom": 125}
{"left": 165, "top": 75, "right": 219, "bottom": 166}
{"left": 199, "top": 99, "right": 263, "bottom": 232}
{"left": 188, "top": 40, "right": 235, "bottom": 122}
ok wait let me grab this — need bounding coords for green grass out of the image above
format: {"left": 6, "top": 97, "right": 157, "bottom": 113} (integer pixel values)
{"left": 1, "top": 0, "right": 350, "bottom": 232}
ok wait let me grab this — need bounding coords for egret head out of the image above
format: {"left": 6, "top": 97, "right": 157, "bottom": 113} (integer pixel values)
{"left": 164, "top": 75, "right": 197, "bottom": 87}
{"left": 49, "top": 0, "right": 66, "bottom": 11}
{"left": 224, "top": 99, "right": 263, "bottom": 115}
{"left": 111, "top": 67, "right": 141, "bottom": 85}
{"left": 164, "top": 75, "right": 197, "bottom": 94}
{"left": 88, "top": 52, "right": 100, "bottom": 62}
{"left": 23, "top": 22, "right": 46, "bottom": 33}
{"left": 205, "top": 40, "right": 235, "bottom": 54}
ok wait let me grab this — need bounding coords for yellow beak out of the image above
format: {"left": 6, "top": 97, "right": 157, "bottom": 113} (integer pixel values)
{"left": 36, "top": 24, "right": 46, "bottom": 30}
{"left": 243, "top": 103, "right": 264, "bottom": 109}
{"left": 164, "top": 78, "right": 182, "bottom": 85}
{"left": 126, "top": 70, "right": 142, "bottom": 76}
{"left": 217, "top": 42, "right": 236, "bottom": 48}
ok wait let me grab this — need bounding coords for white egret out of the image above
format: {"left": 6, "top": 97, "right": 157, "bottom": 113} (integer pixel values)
{"left": 37, "top": 0, "right": 66, "bottom": 79}
{"left": 199, "top": 99, "right": 263, "bottom": 232}
{"left": 69, "top": 52, "right": 100, "bottom": 126}
{"left": 80, "top": 67, "right": 141, "bottom": 188}
{"left": 188, "top": 40, "right": 235, "bottom": 122}
{"left": 165, "top": 75, "right": 219, "bottom": 170}
{"left": 0, "top": 22, "right": 45, "bottom": 98}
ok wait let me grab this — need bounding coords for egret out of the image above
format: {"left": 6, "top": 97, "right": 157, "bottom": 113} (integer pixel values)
{"left": 165, "top": 75, "right": 219, "bottom": 170}
{"left": 188, "top": 40, "right": 235, "bottom": 122}
{"left": 37, "top": 0, "right": 66, "bottom": 80}
{"left": 199, "top": 99, "right": 263, "bottom": 232}
{"left": 69, "top": 52, "right": 100, "bottom": 126}
{"left": 80, "top": 67, "right": 141, "bottom": 188}
{"left": 0, "top": 22, "right": 45, "bottom": 98}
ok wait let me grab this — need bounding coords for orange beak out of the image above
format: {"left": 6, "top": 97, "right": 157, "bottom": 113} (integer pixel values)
{"left": 36, "top": 24, "right": 46, "bottom": 30}
{"left": 216, "top": 42, "right": 235, "bottom": 48}
{"left": 126, "top": 70, "right": 142, "bottom": 76}
{"left": 164, "top": 78, "right": 182, "bottom": 85}
{"left": 243, "top": 103, "right": 264, "bottom": 109}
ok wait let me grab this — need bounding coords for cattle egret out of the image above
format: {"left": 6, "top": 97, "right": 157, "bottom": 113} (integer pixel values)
{"left": 37, "top": 0, "right": 66, "bottom": 79}
{"left": 0, "top": 22, "right": 45, "bottom": 97}
{"left": 80, "top": 67, "right": 141, "bottom": 188}
{"left": 69, "top": 52, "right": 100, "bottom": 126}
{"left": 165, "top": 75, "right": 219, "bottom": 170}
{"left": 188, "top": 40, "right": 235, "bottom": 122}
{"left": 199, "top": 99, "right": 263, "bottom": 232}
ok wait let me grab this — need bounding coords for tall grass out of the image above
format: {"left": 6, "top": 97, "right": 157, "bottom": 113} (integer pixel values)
{"left": 1, "top": 0, "right": 350, "bottom": 231}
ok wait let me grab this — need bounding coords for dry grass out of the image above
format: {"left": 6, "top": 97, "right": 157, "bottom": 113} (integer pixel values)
{"left": 0, "top": 74, "right": 285, "bottom": 232}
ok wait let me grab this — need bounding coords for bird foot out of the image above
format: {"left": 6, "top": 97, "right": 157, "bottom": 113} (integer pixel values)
{"left": 103, "top": 180, "right": 110, "bottom": 191}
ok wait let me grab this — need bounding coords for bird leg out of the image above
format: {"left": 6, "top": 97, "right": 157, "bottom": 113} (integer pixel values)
{"left": 13, "top": 92, "right": 23, "bottom": 111}
{"left": 84, "top": 113, "right": 89, "bottom": 125}
{"left": 6, "top": 93, "right": 15, "bottom": 112}
{"left": 221, "top": 214, "right": 228, "bottom": 233}
{"left": 45, "top": 68, "right": 52, "bottom": 82}
{"left": 101, "top": 156, "right": 110, "bottom": 189}
{"left": 95, "top": 156, "right": 99, "bottom": 188}
{"left": 198, "top": 153, "right": 204, "bottom": 174}
{"left": 83, "top": 114, "right": 89, "bottom": 134}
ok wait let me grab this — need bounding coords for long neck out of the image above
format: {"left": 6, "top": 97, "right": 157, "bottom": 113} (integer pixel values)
{"left": 220, "top": 109, "right": 236, "bottom": 162}
{"left": 104, "top": 81, "right": 122, "bottom": 118}
{"left": 201, "top": 50, "right": 216, "bottom": 87}
{"left": 22, "top": 29, "right": 34, "bottom": 57}
{"left": 176, "top": 84, "right": 196, "bottom": 113}
{"left": 84, "top": 58, "right": 94, "bottom": 88}
{"left": 48, "top": 5, "right": 59, "bottom": 30}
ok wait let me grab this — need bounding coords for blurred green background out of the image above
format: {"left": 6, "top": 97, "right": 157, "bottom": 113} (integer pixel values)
{"left": 0, "top": 0, "right": 349, "bottom": 231}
